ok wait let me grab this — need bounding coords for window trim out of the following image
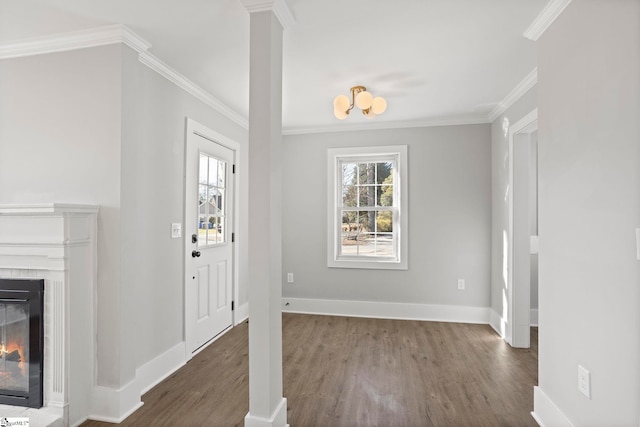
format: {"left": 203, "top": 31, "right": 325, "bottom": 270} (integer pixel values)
{"left": 327, "top": 145, "right": 408, "bottom": 270}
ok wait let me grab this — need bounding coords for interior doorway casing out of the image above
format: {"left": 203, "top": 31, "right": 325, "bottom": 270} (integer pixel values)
{"left": 507, "top": 109, "right": 538, "bottom": 348}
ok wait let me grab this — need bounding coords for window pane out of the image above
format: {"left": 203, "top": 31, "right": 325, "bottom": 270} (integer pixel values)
{"left": 342, "top": 163, "right": 356, "bottom": 187}
{"left": 198, "top": 214, "right": 208, "bottom": 244}
{"left": 208, "top": 188, "right": 220, "bottom": 216}
{"left": 386, "top": 167, "right": 394, "bottom": 185}
{"left": 379, "top": 185, "right": 393, "bottom": 206}
{"left": 354, "top": 233, "right": 376, "bottom": 256}
{"left": 341, "top": 212, "right": 361, "bottom": 256}
{"left": 341, "top": 211, "right": 359, "bottom": 229}
{"left": 217, "top": 160, "right": 226, "bottom": 188}
{"left": 359, "top": 187, "right": 376, "bottom": 208}
{"left": 376, "top": 162, "right": 393, "bottom": 184}
{"left": 217, "top": 189, "right": 225, "bottom": 214}
{"left": 199, "top": 184, "right": 208, "bottom": 206}
{"left": 342, "top": 185, "right": 357, "bottom": 207}
{"left": 208, "top": 157, "right": 218, "bottom": 186}
{"left": 361, "top": 210, "right": 375, "bottom": 233}
{"left": 358, "top": 163, "right": 376, "bottom": 185}
{"left": 376, "top": 210, "right": 393, "bottom": 232}
{"left": 199, "top": 154, "right": 208, "bottom": 184}
{"left": 207, "top": 217, "right": 216, "bottom": 244}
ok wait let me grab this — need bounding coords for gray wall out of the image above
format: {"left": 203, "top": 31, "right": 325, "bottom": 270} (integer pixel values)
{"left": 0, "top": 44, "right": 249, "bottom": 391}
{"left": 120, "top": 46, "right": 248, "bottom": 372}
{"left": 490, "top": 87, "right": 537, "bottom": 320}
{"left": 0, "top": 45, "right": 125, "bottom": 386}
{"left": 537, "top": 0, "right": 639, "bottom": 424}
{"left": 282, "top": 125, "right": 491, "bottom": 309}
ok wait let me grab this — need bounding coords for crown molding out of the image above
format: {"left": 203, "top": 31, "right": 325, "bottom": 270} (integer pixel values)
{"left": 0, "top": 25, "right": 248, "bottom": 129}
{"left": 239, "top": 0, "right": 296, "bottom": 29}
{"left": 488, "top": 68, "right": 537, "bottom": 122}
{"left": 283, "top": 114, "right": 490, "bottom": 136}
{"left": 138, "top": 52, "right": 248, "bottom": 128}
{"left": 0, "top": 24, "right": 150, "bottom": 60}
{"left": 523, "top": 0, "right": 573, "bottom": 41}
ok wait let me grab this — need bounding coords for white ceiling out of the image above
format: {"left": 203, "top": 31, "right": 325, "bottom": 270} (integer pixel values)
{"left": 0, "top": 0, "right": 548, "bottom": 134}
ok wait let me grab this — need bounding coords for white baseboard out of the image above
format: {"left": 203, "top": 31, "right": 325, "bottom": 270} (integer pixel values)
{"left": 282, "top": 297, "right": 490, "bottom": 324}
{"left": 136, "top": 342, "right": 187, "bottom": 395}
{"left": 531, "top": 308, "right": 539, "bottom": 326}
{"left": 88, "top": 342, "right": 186, "bottom": 423}
{"left": 489, "top": 308, "right": 538, "bottom": 338}
{"left": 235, "top": 301, "right": 249, "bottom": 325}
{"left": 532, "top": 386, "right": 574, "bottom": 427}
{"left": 89, "top": 382, "right": 142, "bottom": 424}
{"left": 245, "top": 397, "right": 288, "bottom": 427}
{"left": 489, "top": 308, "right": 507, "bottom": 338}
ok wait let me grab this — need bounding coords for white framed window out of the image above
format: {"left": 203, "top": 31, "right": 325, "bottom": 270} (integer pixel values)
{"left": 327, "top": 145, "right": 408, "bottom": 270}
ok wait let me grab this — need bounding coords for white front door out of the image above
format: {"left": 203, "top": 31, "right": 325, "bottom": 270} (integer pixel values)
{"left": 185, "top": 121, "right": 235, "bottom": 355}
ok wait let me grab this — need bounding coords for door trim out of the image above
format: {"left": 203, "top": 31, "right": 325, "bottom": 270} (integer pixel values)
{"left": 184, "top": 118, "right": 240, "bottom": 361}
{"left": 507, "top": 109, "right": 538, "bottom": 348}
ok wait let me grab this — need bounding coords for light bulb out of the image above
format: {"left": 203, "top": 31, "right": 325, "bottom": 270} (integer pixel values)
{"left": 371, "top": 97, "right": 387, "bottom": 115}
{"left": 333, "top": 95, "right": 350, "bottom": 111}
{"left": 355, "top": 91, "right": 373, "bottom": 110}
{"left": 334, "top": 107, "right": 349, "bottom": 120}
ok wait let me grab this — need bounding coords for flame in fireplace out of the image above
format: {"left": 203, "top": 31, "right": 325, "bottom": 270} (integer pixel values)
{"left": 0, "top": 343, "right": 26, "bottom": 377}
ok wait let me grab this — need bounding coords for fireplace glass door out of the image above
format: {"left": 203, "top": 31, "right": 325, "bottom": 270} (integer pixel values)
{"left": 0, "top": 300, "right": 29, "bottom": 393}
{"left": 0, "top": 279, "right": 43, "bottom": 408}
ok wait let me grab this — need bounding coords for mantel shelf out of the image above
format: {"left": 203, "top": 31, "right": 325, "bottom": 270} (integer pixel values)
{"left": 0, "top": 203, "right": 99, "bottom": 215}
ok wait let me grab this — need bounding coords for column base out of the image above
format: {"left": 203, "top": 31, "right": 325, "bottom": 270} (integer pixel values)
{"left": 245, "top": 397, "right": 288, "bottom": 427}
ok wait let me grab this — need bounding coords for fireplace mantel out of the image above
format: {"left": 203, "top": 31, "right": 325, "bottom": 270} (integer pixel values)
{"left": 0, "top": 203, "right": 99, "bottom": 215}
{"left": 0, "top": 204, "right": 98, "bottom": 427}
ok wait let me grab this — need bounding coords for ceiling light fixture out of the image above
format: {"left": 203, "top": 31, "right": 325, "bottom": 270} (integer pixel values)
{"left": 333, "top": 86, "right": 387, "bottom": 120}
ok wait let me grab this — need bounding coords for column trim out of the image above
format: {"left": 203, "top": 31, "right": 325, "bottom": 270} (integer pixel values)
{"left": 239, "top": 0, "right": 296, "bottom": 29}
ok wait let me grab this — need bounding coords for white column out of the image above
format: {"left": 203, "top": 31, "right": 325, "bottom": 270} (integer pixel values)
{"left": 239, "top": 1, "right": 294, "bottom": 426}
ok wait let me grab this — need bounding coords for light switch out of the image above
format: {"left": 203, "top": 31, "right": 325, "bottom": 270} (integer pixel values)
{"left": 171, "top": 223, "right": 182, "bottom": 239}
{"left": 636, "top": 228, "right": 640, "bottom": 261}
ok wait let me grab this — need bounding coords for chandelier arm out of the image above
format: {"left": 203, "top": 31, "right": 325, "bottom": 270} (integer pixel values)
{"left": 349, "top": 85, "right": 366, "bottom": 112}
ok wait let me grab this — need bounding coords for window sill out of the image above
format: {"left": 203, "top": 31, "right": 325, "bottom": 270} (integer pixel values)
{"left": 328, "top": 258, "right": 408, "bottom": 270}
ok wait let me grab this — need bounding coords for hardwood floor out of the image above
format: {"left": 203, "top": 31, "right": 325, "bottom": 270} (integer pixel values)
{"left": 81, "top": 314, "right": 538, "bottom": 427}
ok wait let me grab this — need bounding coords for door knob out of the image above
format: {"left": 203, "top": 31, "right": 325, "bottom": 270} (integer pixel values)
{"left": 192, "top": 250, "right": 201, "bottom": 258}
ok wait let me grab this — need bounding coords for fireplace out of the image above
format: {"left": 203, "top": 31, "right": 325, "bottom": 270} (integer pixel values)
{"left": 0, "top": 278, "right": 44, "bottom": 408}
{"left": 0, "top": 203, "right": 98, "bottom": 426}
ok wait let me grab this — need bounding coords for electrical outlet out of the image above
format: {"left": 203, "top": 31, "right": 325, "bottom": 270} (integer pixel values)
{"left": 457, "top": 279, "right": 465, "bottom": 290}
{"left": 578, "top": 365, "right": 591, "bottom": 399}
{"left": 287, "top": 273, "right": 294, "bottom": 283}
